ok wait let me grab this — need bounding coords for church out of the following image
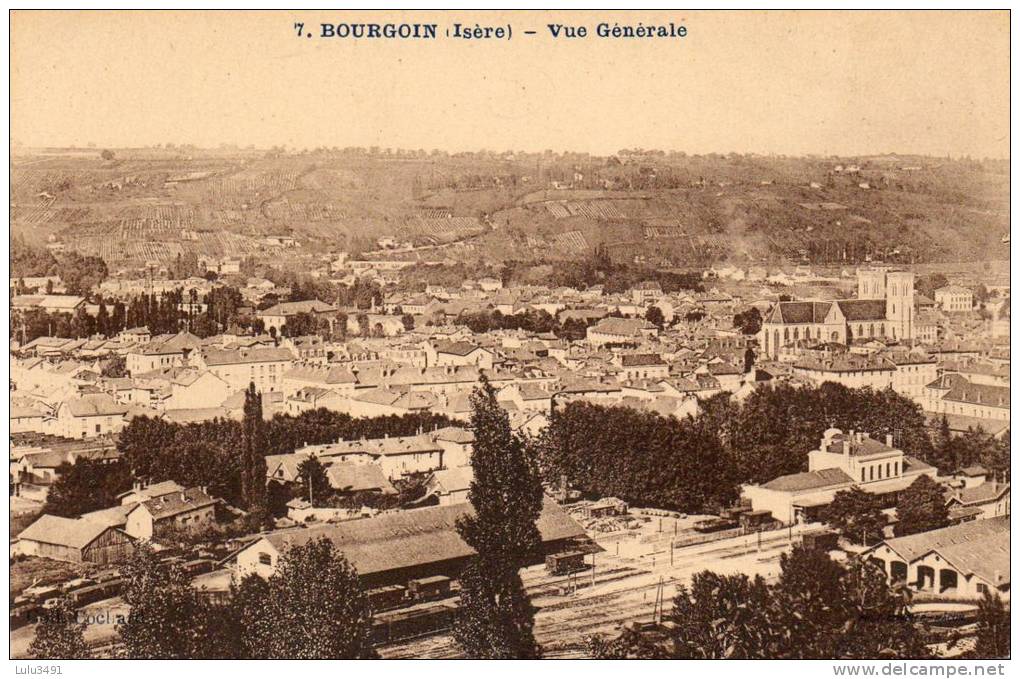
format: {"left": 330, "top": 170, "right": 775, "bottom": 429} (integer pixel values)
{"left": 759, "top": 267, "right": 915, "bottom": 359}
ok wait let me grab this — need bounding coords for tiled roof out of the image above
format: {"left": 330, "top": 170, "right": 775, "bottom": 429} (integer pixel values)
{"left": 761, "top": 468, "right": 853, "bottom": 492}
{"left": 767, "top": 301, "right": 833, "bottom": 325}
{"left": 18, "top": 515, "right": 117, "bottom": 549}
{"left": 877, "top": 516, "right": 1009, "bottom": 571}
{"left": 256, "top": 497, "right": 585, "bottom": 577}
{"left": 836, "top": 299, "right": 889, "bottom": 322}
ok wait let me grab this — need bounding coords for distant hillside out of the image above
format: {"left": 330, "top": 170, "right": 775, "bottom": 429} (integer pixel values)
{"left": 10, "top": 149, "right": 1009, "bottom": 271}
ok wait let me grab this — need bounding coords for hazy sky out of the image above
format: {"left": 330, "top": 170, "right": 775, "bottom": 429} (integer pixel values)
{"left": 10, "top": 10, "right": 1010, "bottom": 157}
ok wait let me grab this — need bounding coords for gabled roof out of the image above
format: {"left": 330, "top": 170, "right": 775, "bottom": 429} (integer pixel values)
{"left": 766, "top": 301, "right": 833, "bottom": 325}
{"left": 250, "top": 497, "right": 585, "bottom": 577}
{"left": 836, "top": 299, "right": 889, "bottom": 322}
{"left": 18, "top": 514, "right": 120, "bottom": 549}
{"left": 259, "top": 300, "right": 337, "bottom": 316}
{"left": 761, "top": 468, "right": 853, "bottom": 492}
{"left": 201, "top": 347, "right": 294, "bottom": 366}
{"left": 326, "top": 462, "right": 397, "bottom": 494}
{"left": 875, "top": 516, "right": 1009, "bottom": 569}
{"left": 434, "top": 341, "right": 486, "bottom": 356}
{"left": 135, "top": 487, "right": 217, "bottom": 520}
{"left": 64, "top": 393, "right": 130, "bottom": 418}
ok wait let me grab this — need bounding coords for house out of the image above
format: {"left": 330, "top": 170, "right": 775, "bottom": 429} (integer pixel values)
{"left": 14, "top": 515, "right": 134, "bottom": 565}
{"left": 117, "top": 479, "right": 186, "bottom": 506}
{"left": 742, "top": 428, "right": 937, "bottom": 524}
{"left": 11, "top": 404, "right": 47, "bottom": 434}
{"left": 126, "top": 332, "right": 201, "bottom": 375}
{"left": 258, "top": 300, "right": 338, "bottom": 335}
{"left": 944, "top": 479, "right": 1010, "bottom": 523}
{"left": 616, "top": 353, "right": 669, "bottom": 381}
{"left": 232, "top": 497, "right": 588, "bottom": 587}
{"left": 792, "top": 353, "right": 896, "bottom": 391}
{"left": 295, "top": 433, "right": 444, "bottom": 480}
{"left": 864, "top": 517, "right": 1009, "bottom": 599}
{"left": 281, "top": 364, "right": 358, "bottom": 397}
{"left": 124, "top": 487, "right": 218, "bottom": 540}
{"left": 586, "top": 318, "right": 658, "bottom": 349}
{"left": 923, "top": 375, "right": 1009, "bottom": 422}
{"left": 429, "top": 426, "right": 475, "bottom": 468}
{"left": 426, "top": 341, "right": 495, "bottom": 370}
{"left": 194, "top": 346, "right": 294, "bottom": 393}
{"left": 54, "top": 394, "right": 129, "bottom": 439}
{"left": 934, "top": 286, "right": 973, "bottom": 313}
{"left": 11, "top": 294, "right": 86, "bottom": 314}
{"left": 631, "top": 281, "right": 663, "bottom": 305}
{"left": 326, "top": 461, "right": 397, "bottom": 496}
{"left": 424, "top": 467, "right": 474, "bottom": 505}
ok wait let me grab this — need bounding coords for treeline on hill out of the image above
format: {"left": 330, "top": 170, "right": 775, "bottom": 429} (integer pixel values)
{"left": 113, "top": 409, "right": 455, "bottom": 511}
{"left": 537, "top": 382, "right": 1009, "bottom": 513}
{"left": 11, "top": 240, "right": 109, "bottom": 296}
{"left": 10, "top": 277, "right": 384, "bottom": 343}
{"left": 501, "top": 245, "right": 705, "bottom": 294}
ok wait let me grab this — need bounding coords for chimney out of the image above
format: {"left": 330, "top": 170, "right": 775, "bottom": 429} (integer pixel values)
{"left": 180, "top": 491, "right": 188, "bottom": 502}
{"left": 885, "top": 434, "right": 893, "bottom": 448}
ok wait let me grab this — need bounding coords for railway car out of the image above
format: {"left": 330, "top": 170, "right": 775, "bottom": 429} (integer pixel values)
{"left": 10, "top": 603, "right": 40, "bottom": 630}
{"left": 693, "top": 517, "right": 739, "bottom": 533}
{"left": 69, "top": 578, "right": 125, "bottom": 608}
{"left": 367, "top": 585, "right": 407, "bottom": 613}
{"left": 739, "top": 510, "right": 774, "bottom": 529}
{"left": 801, "top": 529, "right": 839, "bottom": 552}
{"left": 545, "top": 550, "right": 587, "bottom": 576}
{"left": 372, "top": 603, "right": 457, "bottom": 645}
{"left": 183, "top": 558, "right": 216, "bottom": 576}
{"left": 407, "top": 575, "right": 452, "bottom": 602}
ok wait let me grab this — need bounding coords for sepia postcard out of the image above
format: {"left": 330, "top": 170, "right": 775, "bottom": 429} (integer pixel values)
{"left": 6, "top": 7, "right": 1012, "bottom": 670}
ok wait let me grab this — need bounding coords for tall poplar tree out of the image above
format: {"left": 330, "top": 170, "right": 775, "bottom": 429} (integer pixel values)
{"left": 241, "top": 382, "right": 268, "bottom": 519}
{"left": 453, "top": 376, "right": 544, "bottom": 659}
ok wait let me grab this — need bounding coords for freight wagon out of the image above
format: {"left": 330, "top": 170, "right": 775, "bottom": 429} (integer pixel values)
{"left": 68, "top": 578, "right": 125, "bottom": 608}
{"left": 407, "top": 575, "right": 452, "bottom": 602}
{"left": 371, "top": 602, "right": 457, "bottom": 645}
{"left": 545, "top": 550, "right": 587, "bottom": 576}
{"left": 367, "top": 585, "right": 407, "bottom": 613}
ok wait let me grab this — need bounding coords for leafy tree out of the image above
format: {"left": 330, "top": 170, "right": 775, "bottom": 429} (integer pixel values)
{"left": 644, "top": 305, "right": 665, "bottom": 329}
{"left": 733, "top": 307, "right": 763, "bottom": 335}
{"left": 454, "top": 377, "right": 544, "bottom": 659}
{"left": 43, "top": 460, "right": 133, "bottom": 517}
{"left": 29, "top": 597, "right": 90, "bottom": 659}
{"left": 100, "top": 149, "right": 115, "bottom": 161}
{"left": 401, "top": 313, "right": 415, "bottom": 331}
{"left": 822, "top": 487, "right": 887, "bottom": 545}
{"left": 229, "top": 574, "right": 272, "bottom": 657}
{"left": 57, "top": 253, "right": 109, "bottom": 295}
{"left": 296, "top": 455, "right": 332, "bottom": 505}
{"left": 670, "top": 571, "right": 775, "bottom": 658}
{"left": 247, "top": 538, "right": 376, "bottom": 659}
{"left": 975, "top": 590, "right": 1010, "bottom": 658}
{"left": 916, "top": 273, "right": 948, "bottom": 301}
{"left": 100, "top": 354, "right": 127, "bottom": 378}
{"left": 586, "top": 626, "right": 674, "bottom": 659}
{"left": 118, "top": 545, "right": 209, "bottom": 659}
{"left": 894, "top": 475, "right": 949, "bottom": 537}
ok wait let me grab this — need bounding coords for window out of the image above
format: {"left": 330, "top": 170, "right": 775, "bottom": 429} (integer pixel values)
{"left": 258, "top": 553, "right": 273, "bottom": 566}
{"left": 861, "top": 468, "right": 866, "bottom": 482}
